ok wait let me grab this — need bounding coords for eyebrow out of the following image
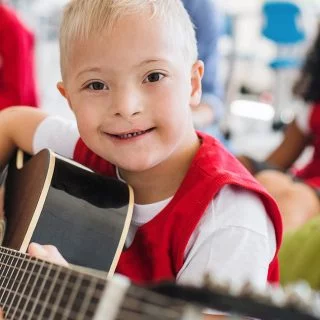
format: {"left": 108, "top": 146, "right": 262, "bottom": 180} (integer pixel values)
{"left": 76, "top": 58, "right": 170, "bottom": 79}
{"left": 137, "top": 58, "right": 169, "bottom": 67}
{"left": 76, "top": 67, "right": 102, "bottom": 79}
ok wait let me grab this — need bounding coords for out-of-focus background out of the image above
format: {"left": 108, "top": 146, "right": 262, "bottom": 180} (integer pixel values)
{"left": 4, "top": 0, "right": 320, "bottom": 161}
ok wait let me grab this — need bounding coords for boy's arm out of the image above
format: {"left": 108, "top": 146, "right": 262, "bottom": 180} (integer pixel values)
{"left": 0, "top": 106, "right": 47, "bottom": 168}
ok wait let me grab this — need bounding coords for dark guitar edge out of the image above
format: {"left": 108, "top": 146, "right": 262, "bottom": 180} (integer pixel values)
{"left": 17, "top": 149, "right": 55, "bottom": 253}
{"left": 15, "top": 149, "right": 134, "bottom": 277}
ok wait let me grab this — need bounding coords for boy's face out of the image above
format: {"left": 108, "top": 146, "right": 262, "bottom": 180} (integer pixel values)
{"left": 58, "top": 12, "right": 203, "bottom": 173}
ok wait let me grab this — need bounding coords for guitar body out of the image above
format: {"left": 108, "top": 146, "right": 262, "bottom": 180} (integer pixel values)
{"left": 3, "top": 149, "right": 133, "bottom": 275}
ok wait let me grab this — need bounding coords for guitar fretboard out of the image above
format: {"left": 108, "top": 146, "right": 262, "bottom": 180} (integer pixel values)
{"left": 0, "top": 246, "right": 105, "bottom": 319}
{"left": 0, "top": 247, "right": 191, "bottom": 320}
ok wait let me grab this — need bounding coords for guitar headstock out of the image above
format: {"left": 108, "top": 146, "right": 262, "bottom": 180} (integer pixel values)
{"left": 149, "top": 275, "right": 320, "bottom": 319}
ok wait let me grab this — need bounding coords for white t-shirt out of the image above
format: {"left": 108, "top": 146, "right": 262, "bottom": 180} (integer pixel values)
{"left": 295, "top": 105, "right": 312, "bottom": 135}
{"left": 33, "top": 116, "right": 277, "bottom": 291}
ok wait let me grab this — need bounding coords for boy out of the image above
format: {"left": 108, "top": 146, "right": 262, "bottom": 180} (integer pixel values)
{"left": 0, "top": 0, "right": 282, "bottom": 317}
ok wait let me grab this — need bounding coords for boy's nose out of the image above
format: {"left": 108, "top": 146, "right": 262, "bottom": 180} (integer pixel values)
{"left": 111, "top": 90, "right": 142, "bottom": 119}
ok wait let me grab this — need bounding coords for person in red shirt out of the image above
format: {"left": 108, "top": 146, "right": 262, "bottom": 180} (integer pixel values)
{"left": 238, "top": 26, "right": 320, "bottom": 233}
{"left": 0, "top": 2, "right": 38, "bottom": 109}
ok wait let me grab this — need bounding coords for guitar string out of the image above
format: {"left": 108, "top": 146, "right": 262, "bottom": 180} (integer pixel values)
{"left": 0, "top": 259, "right": 105, "bottom": 301}
{"left": 1, "top": 249, "right": 317, "bottom": 320}
{"left": 4, "top": 302, "right": 183, "bottom": 320}
{"left": 0, "top": 266, "right": 184, "bottom": 318}
{"left": 1, "top": 279, "right": 184, "bottom": 320}
{"left": 0, "top": 248, "right": 188, "bottom": 309}
{"left": 0, "top": 254, "right": 188, "bottom": 320}
{"left": 2, "top": 283, "right": 185, "bottom": 320}
{"left": 0, "top": 248, "right": 106, "bottom": 295}
{"left": 0, "top": 249, "right": 103, "bottom": 319}
{"left": 2, "top": 248, "right": 299, "bottom": 320}
{"left": 23, "top": 258, "right": 55, "bottom": 320}
{"left": 1, "top": 252, "right": 39, "bottom": 319}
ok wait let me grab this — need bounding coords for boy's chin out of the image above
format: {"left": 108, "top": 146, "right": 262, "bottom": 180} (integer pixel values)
{"left": 116, "top": 159, "right": 159, "bottom": 174}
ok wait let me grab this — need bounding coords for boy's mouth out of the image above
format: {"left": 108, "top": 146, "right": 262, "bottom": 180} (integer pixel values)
{"left": 108, "top": 128, "right": 154, "bottom": 140}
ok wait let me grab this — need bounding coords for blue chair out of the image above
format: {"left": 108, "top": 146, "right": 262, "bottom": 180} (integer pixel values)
{"left": 262, "top": 1, "right": 306, "bottom": 130}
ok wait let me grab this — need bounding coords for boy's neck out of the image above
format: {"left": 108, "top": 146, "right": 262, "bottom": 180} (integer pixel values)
{"left": 119, "top": 132, "right": 201, "bottom": 205}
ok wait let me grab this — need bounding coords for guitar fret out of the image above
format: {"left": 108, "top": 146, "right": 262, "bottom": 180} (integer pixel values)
{"left": 36, "top": 265, "right": 62, "bottom": 319}
{"left": 25, "top": 260, "right": 53, "bottom": 320}
{"left": 7, "top": 256, "right": 37, "bottom": 319}
{"left": 2, "top": 258, "right": 31, "bottom": 314}
{"left": 0, "top": 248, "right": 24, "bottom": 302}
{"left": 60, "top": 272, "right": 84, "bottom": 320}
{"left": 43, "top": 267, "right": 70, "bottom": 320}
{"left": 0, "top": 249, "right": 13, "bottom": 301}
{"left": 0, "top": 250, "right": 24, "bottom": 315}
{"left": 1, "top": 263, "right": 104, "bottom": 319}
{"left": 5, "top": 300, "right": 97, "bottom": 320}
{"left": 16, "top": 259, "right": 46, "bottom": 320}
{"left": 76, "top": 277, "right": 99, "bottom": 320}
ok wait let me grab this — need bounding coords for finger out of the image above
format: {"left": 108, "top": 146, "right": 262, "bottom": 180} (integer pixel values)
{"left": 28, "top": 243, "right": 69, "bottom": 267}
{"left": 0, "top": 307, "right": 4, "bottom": 319}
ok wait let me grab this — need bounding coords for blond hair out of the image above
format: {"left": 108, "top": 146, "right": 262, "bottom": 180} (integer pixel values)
{"left": 59, "top": 0, "right": 198, "bottom": 79}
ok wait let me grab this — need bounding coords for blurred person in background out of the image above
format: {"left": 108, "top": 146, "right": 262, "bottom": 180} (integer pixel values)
{"left": 238, "top": 24, "right": 320, "bottom": 233}
{"left": 182, "top": 0, "right": 225, "bottom": 141}
{"left": 0, "top": 1, "right": 39, "bottom": 109}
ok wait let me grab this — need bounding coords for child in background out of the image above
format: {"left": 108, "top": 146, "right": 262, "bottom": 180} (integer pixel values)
{"left": 0, "top": 2, "right": 39, "bottom": 109}
{"left": 239, "top": 25, "right": 320, "bottom": 233}
{"left": 0, "top": 0, "right": 282, "bottom": 317}
{"left": 182, "top": 0, "right": 224, "bottom": 131}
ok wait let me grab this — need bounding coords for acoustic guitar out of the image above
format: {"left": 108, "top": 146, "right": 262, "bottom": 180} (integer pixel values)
{"left": 1, "top": 150, "right": 320, "bottom": 319}
{"left": 1, "top": 245, "right": 320, "bottom": 319}
{"left": 2, "top": 149, "right": 133, "bottom": 276}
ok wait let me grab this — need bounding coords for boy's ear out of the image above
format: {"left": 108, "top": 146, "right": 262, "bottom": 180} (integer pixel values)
{"left": 190, "top": 60, "right": 204, "bottom": 107}
{"left": 57, "top": 81, "right": 74, "bottom": 111}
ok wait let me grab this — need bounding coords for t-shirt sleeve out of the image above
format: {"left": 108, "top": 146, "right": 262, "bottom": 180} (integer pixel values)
{"left": 33, "top": 116, "right": 80, "bottom": 158}
{"left": 295, "top": 105, "right": 312, "bottom": 135}
{"left": 177, "top": 185, "right": 276, "bottom": 291}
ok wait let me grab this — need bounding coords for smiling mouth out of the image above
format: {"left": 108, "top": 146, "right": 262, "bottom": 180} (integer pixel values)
{"left": 109, "top": 128, "right": 154, "bottom": 139}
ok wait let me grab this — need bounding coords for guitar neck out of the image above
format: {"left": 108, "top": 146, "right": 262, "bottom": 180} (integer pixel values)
{"left": 0, "top": 247, "right": 197, "bottom": 320}
{"left": 2, "top": 244, "right": 320, "bottom": 320}
{"left": 0, "top": 246, "right": 106, "bottom": 319}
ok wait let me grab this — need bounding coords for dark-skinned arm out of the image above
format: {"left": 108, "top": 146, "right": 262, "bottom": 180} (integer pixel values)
{"left": 238, "top": 120, "right": 310, "bottom": 174}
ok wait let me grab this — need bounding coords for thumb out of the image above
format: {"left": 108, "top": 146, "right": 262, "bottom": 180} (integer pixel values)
{"left": 28, "top": 243, "right": 69, "bottom": 267}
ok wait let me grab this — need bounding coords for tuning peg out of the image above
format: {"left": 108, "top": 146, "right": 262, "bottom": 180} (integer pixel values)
{"left": 267, "top": 284, "right": 287, "bottom": 307}
{"left": 284, "top": 281, "right": 313, "bottom": 309}
{"left": 202, "top": 273, "right": 231, "bottom": 293}
{"left": 310, "top": 292, "right": 320, "bottom": 317}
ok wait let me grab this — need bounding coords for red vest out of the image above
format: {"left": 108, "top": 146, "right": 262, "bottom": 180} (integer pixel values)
{"left": 295, "top": 104, "right": 320, "bottom": 188}
{"left": 73, "top": 132, "right": 283, "bottom": 284}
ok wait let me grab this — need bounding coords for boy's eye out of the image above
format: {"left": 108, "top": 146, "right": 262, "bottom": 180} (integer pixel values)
{"left": 87, "top": 82, "right": 107, "bottom": 90}
{"left": 144, "top": 72, "right": 164, "bottom": 83}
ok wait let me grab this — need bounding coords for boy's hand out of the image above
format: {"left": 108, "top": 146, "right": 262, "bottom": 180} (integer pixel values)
{"left": 27, "top": 243, "right": 69, "bottom": 267}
